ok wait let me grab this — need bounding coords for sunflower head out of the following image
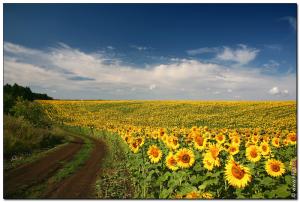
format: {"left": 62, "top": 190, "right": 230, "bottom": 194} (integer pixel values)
{"left": 203, "top": 157, "right": 214, "bottom": 171}
{"left": 260, "top": 142, "right": 270, "bottom": 156}
{"left": 166, "top": 152, "right": 178, "bottom": 171}
{"left": 208, "top": 144, "right": 220, "bottom": 159}
{"left": 130, "top": 141, "right": 140, "bottom": 153}
{"left": 252, "top": 135, "right": 259, "bottom": 144}
{"left": 272, "top": 137, "right": 280, "bottom": 148}
{"left": 215, "top": 133, "right": 226, "bottom": 144}
{"left": 246, "top": 145, "right": 261, "bottom": 162}
{"left": 193, "top": 134, "right": 206, "bottom": 150}
{"left": 147, "top": 145, "right": 162, "bottom": 163}
{"left": 185, "top": 191, "right": 201, "bottom": 199}
{"left": 201, "top": 192, "right": 213, "bottom": 199}
{"left": 166, "top": 135, "right": 179, "bottom": 150}
{"left": 176, "top": 148, "right": 195, "bottom": 168}
{"left": 287, "top": 132, "right": 297, "bottom": 145}
{"left": 263, "top": 135, "right": 270, "bottom": 143}
{"left": 231, "top": 136, "right": 241, "bottom": 145}
{"left": 265, "top": 159, "right": 285, "bottom": 177}
{"left": 225, "top": 159, "right": 252, "bottom": 189}
{"left": 228, "top": 144, "right": 239, "bottom": 156}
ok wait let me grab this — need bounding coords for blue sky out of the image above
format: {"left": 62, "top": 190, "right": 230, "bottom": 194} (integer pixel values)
{"left": 4, "top": 4, "right": 297, "bottom": 100}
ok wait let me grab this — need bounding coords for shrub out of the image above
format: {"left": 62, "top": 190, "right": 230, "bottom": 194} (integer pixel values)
{"left": 4, "top": 115, "right": 65, "bottom": 159}
{"left": 10, "top": 98, "right": 51, "bottom": 128}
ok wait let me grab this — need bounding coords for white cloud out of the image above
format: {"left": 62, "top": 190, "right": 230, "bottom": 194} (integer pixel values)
{"left": 4, "top": 42, "right": 296, "bottom": 100}
{"left": 186, "top": 47, "right": 219, "bottom": 55}
{"left": 269, "top": 86, "right": 280, "bottom": 95}
{"left": 269, "top": 86, "right": 289, "bottom": 96}
{"left": 149, "top": 84, "right": 156, "bottom": 90}
{"left": 107, "top": 46, "right": 115, "bottom": 50}
{"left": 216, "top": 45, "right": 259, "bottom": 65}
{"left": 263, "top": 60, "right": 280, "bottom": 73}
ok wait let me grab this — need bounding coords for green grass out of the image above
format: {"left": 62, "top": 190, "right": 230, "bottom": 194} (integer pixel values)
{"left": 93, "top": 130, "right": 134, "bottom": 199}
{"left": 4, "top": 115, "right": 66, "bottom": 160}
{"left": 51, "top": 133, "right": 93, "bottom": 183}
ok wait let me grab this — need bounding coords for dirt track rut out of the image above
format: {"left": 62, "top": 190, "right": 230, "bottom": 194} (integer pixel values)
{"left": 44, "top": 136, "right": 106, "bottom": 198}
{"left": 4, "top": 135, "right": 106, "bottom": 199}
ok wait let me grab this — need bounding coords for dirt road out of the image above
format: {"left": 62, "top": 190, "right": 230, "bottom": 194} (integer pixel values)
{"left": 4, "top": 135, "right": 106, "bottom": 199}
{"left": 44, "top": 136, "right": 106, "bottom": 198}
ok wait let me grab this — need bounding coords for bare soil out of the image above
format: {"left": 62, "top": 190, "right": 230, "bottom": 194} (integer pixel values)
{"left": 44, "top": 136, "right": 106, "bottom": 198}
{"left": 4, "top": 135, "right": 106, "bottom": 199}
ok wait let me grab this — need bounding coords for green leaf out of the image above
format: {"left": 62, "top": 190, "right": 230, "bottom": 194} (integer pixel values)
{"left": 285, "top": 175, "right": 292, "bottom": 185}
{"left": 198, "top": 183, "right": 207, "bottom": 190}
{"left": 259, "top": 176, "right": 274, "bottom": 187}
{"left": 157, "top": 172, "right": 171, "bottom": 183}
{"left": 168, "top": 179, "right": 178, "bottom": 189}
{"left": 190, "top": 175, "right": 201, "bottom": 185}
{"left": 251, "top": 192, "right": 264, "bottom": 199}
{"left": 235, "top": 189, "right": 246, "bottom": 199}
{"left": 193, "top": 164, "right": 202, "bottom": 172}
{"left": 275, "top": 185, "right": 290, "bottom": 198}
{"left": 177, "top": 184, "right": 197, "bottom": 195}
{"left": 177, "top": 170, "right": 187, "bottom": 178}
{"left": 159, "top": 188, "right": 173, "bottom": 199}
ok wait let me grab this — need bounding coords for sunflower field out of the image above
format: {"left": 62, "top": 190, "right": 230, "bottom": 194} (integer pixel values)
{"left": 38, "top": 100, "right": 297, "bottom": 199}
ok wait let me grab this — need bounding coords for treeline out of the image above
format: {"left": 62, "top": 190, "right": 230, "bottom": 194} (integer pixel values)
{"left": 4, "top": 83, "right": 53, "bottom": 114}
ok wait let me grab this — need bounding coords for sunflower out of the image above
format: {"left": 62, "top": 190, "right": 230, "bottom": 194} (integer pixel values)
{"left": 193, "top": 134, "right": 207, "bottom": 150}
{"left": 151, "top": 131, "right": 158, "bottom": 139}
{"left": 215, "top": 133, "right": 226, "bottom": 144}
{"left": 260, "top": 142, "right": 270, "bottom": 156}
{"left": 282, "top": 139, "right": 289, "bottom": 146}
{"left": 174, "top": 194, "right": 183, "bottom": 199}
{"left": 265, "top": 159, "right": 285, "bottom": 177}
{"left": 165, "top": 152, "right": 178, "bottom": 171}
{"left": 185, "top": 133, "right": 194, "bottom": 144}
{"left": 191, "top": 126, "right": 199, "bottom": 132}
{"left": 272, "top": 137, "right": 280, "bottom": 148}
{"left": 203, "top": 157, "right": 214, "bottom": 171}
{"left": 228, "top": 144, "right": 239, "bottom": 156}
{"left": 166, "top": 135, "right": 179, "bottom": 150}
{"left": 246, "top": 145, "right": 261, "bottom": 162}
{"left": 204, "top": 144, "right": 221, "bottom": 167}
{"left": 185, "top": 191, "right": 200, "bottom": 199}
{"left": 224, "top": 159, "right": 252, "bottom": 189}
{"left": 158, "top": 128, "right": 166, "bottom": 140}
{"left": 201, "top": 192, "right": 213, "bottom": 199}
{"left": 262, "top": 135, "right": 270, "bottom": 143}
{"left": 135, "top": 137, "right": 145, "bottom": 147}
{"left": 147, "top": 145, "right": 162, "bottom": 163}
{"left": 176, "top": 148, "right": 195, "bottom": 168}
{"left": 287, "top": 132, "right": 297, "bottom": 145}
{"left": 251, "top": 135, "right": 259, "bottom": 144}
{"left": 130, "top": 141, "right": 140, "bottom": 153}
{"left": 231, "top": 136, "right": 241, "bottom": 146}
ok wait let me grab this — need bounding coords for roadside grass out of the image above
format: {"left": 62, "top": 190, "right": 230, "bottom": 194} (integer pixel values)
{"left": 10, "top": 126, "right": 94, "bottom": 199}
{"left": 93, "top": 130, "right": 134, "bottom": 199}
{"left": 4, "top": 128, "right": 74, "bottom": 171}
{"left": 4, "top": 115, "right": 66, "bottom": 160}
